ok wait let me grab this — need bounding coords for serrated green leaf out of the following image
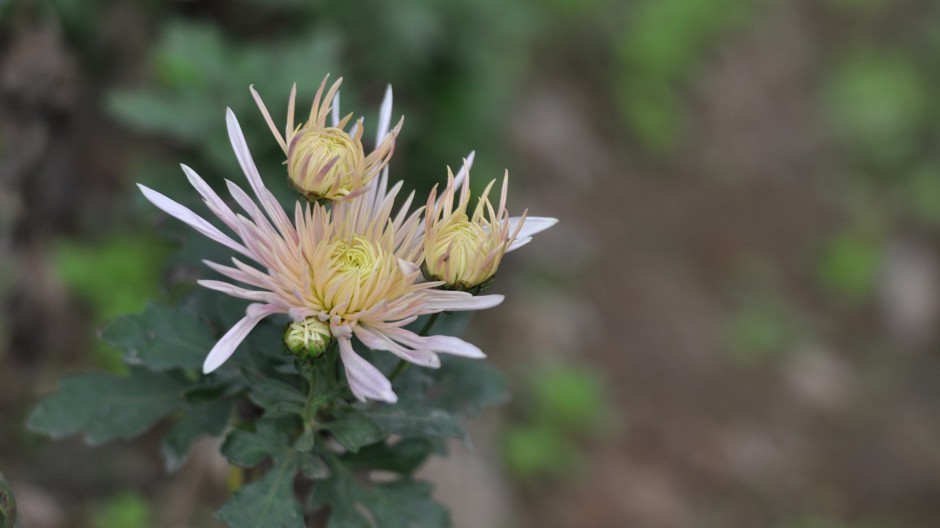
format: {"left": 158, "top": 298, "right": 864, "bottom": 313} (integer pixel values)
{"left": 430, "top": 357, "right": 509, "bottom": 415}
{"left": 364, "top": 403, "right": 466, "bottom": 442}
{"left": 0, "top": 471, "right": 15, "bottom": 528}
{"left": 161, "top": 399, "right": 232, "bottom": 472}
{"left": 343, "top": 438, "right": 435, "bottom": 475}
{"left": 307, "top": 465, "right": 371, "bottom": 528}
{"left": 221, "top": 421, "right": 290, "bottom": 467}
{"left": 28, "top": 368, "right": 186, "bottom": 445}
{"left": 217, "top": 455, "right": 304, "bottom": 528}
{"left": 367, "top": 480, "right": 450, "bottom": 528}
{"left": 102, "top": 302, "right": 214, "bottom": 371}
{"left": 311, "top": 462, "right": 449, "bottom": 528}
{"left": 326, "top": 413, "right": 386, "bottom": 453}
{"left": 242, "top": 369, "right": 307, "bottom": 412}
{"left": 299, "top": 453, "right": 330, "bottom": 480}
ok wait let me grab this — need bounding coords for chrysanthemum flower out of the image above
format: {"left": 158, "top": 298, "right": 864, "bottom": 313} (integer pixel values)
{"left": 251, "top": 75, "right": 402, "bottom": 202}
{"left": 137, "top": 109, "right": 501, "bottom": 402}
{"left": 423, "top": 162, "right": 558, "bottom": 292}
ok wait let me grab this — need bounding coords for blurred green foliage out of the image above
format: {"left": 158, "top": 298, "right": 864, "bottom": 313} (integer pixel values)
{"left": 91, "top": 492, "right": 151, "bottom": 528}
{"left": 907, "top": 165, "right": 940, "bottom": 225}
{"left": 616, "top": 0, "right": 756, "bottom": 152}
{"left": 725, "top": 296, "right": 803, "bottom": 365}
{"left": 53, "top": 234, "right": 171, "bottom": 322}
{"left": 52, "top": 234, "right": 171, "bottom": 371}
{"left": 108, "top": 20, "right": 341, "bottom": 172}
{"left": 0, "top": 471, "right": 14, "bottom": 528}
{"left": 816, "top": 233, "right": 880, "bottom": 302}
{"left": 822, "top": 50, "right": 928, "bottom": 168}
{"left": 503, "top": 364, "right": 613, "bottom": 482}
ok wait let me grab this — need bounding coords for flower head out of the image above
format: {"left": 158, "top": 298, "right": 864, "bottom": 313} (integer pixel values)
{"left": 423, "top": 162, "right": 558, "bottom": 292}
{"left": 251, "top": 75, "right": 402, "bottom": 201}
{"left": 138, "top": 109, "right": 500, "bottom": 403}
{"left": 424, "top": 168, "right": 519, "bottom": 291}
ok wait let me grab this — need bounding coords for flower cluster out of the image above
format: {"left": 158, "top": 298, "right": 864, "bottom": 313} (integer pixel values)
{"left": 139, "top": 76, "right": 556, "bottom": 403}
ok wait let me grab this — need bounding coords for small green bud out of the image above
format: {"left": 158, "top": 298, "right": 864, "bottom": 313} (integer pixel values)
{"left": 284, "top": 317, "right": 333, "bottom": 358}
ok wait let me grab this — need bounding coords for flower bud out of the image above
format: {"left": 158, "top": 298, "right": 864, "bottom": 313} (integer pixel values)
{"left": 251, "top": 75, "right": 400, "bottom": 203}
{"left": 284, "top": 317, "right": 333, "bottom": 358}
{"left": 423, "top": 212, "right": 500, "bottom": 292}
{"left": 424, "top": 168, "right": 522, "bottom": 293}
{"left": 287, "top": 127, "right": 366, "bottom": 201}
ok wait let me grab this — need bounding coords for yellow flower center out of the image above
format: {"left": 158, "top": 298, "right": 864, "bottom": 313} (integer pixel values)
{"left": 314, "top": 236, "right": 407, "bottom": 316}
{"left": 332, "top": 236, "right": 382, "bottom": 280}
{"left": 425, "top": 213, "right": 498, "bottom": 289}
{"left": 288, "top": 127, "right": 365, "bottom": 200}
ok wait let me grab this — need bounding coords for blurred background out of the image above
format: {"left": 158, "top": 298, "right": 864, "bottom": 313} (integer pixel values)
{"left": 4, "top": 0, "right": 940, "bottom": 526}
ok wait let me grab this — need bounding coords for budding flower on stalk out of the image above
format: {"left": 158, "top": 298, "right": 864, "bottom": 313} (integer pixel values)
{"left": 423, "top": 167, "right": 526, "bottom": 292}
{"left": 251, "top": 75, "right": 402, "bottom": 201}
{"left": 284, "top": 317, "right": 333, "bottom": 358}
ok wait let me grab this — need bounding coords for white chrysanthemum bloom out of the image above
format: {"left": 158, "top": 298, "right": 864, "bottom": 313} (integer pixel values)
{"left": 251, "top": 75, "right": 402, "bottom": 202}
{"left": 137, "top": 109, "right": 502, "bottom": 403}
{"left": 423, "top": 163, "right": 558, "bottom": 292}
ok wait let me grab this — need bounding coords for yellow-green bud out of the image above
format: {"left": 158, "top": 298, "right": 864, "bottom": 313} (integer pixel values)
{"left": 284, "top": 317, "right": 333, "bottom": 358}
{"left": 423, "top": 213, "right": 501, "bottom": 292}
{"left": 287, "top": 127, "right": 365, "bottom": 201}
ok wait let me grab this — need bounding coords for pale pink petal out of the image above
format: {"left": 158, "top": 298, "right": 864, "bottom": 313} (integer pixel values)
{"left": 421, "top": 291, "right": 504, "bottom": 313}
{"left": 506, "top": 216, "right": 557, "bottom": 253}
{"left": 202, "top": 260, "right": 265, "bottom": 287}
{"left": 452, "top": 151, "right": 475, "bottom": 188}
{"left": 138, "top": 184, "right": 251, "bottom": 258}
{"left": 355, "top": 326, "right": 441, "bottom": 368}
{"left": 506, "top": 237, "right": 533, "bottom": 253}
{"left": 249, "top": 85, "right": 288, "bottom": 152}
{"left": 378, "top": 326, "right": 485, "bottom": 359}
{"left": 203, "top": 304, "right": 278, "bottom": 373}
{"left": 376, "top": 84, "right": 393, "bottom": 148}
{"left": 225, "top": 109, "right": 295, "bottom": 239}
{"left": 197, "top": 280, "right": 273, "bottom": 303}
{"left": 338, "top": 337, "right": 398, "bottom": 403}
{"left": 180, "top": 164, "right": 241, "bottom": 233}
{"left": 330, "top": 91, "right": 341, "bottom": 128}
{"left": 422, "top": 334, "right": 486, "bottom": 358}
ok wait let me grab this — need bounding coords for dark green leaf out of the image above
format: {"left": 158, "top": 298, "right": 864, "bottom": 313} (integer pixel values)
{"left": 101, "top": 302, "right": 214, "bottom": 371}
{"left": 307, "top": 465, "right": 370, "bottom": 528}
{"left": 242, "top": 369, "right": 307, "bottom": 412}
{"left": 430, "top": 357, "right": 509, "bottom": 415}
{"left": 221, "top": 421, "right": 290, "bottom": 467}
{"left": 299, "top": 453, "right": 330, "bottom": 480}
{"left": 28, "top": 368, "right": 185, "bottom": 445}
{"left": 162, "top": 399, "right": 233, "bottom": 472}
{"left": 326, "top": 414, "right": 386, "bottom": 453}
{"left": 217, "top": 455, "right": 304, "bottom": 528}
{"left": 343, "top": 438, "right": 435, "bottom": 474}
{"left": 367, "top": 480, "right": 450, "bottom": 528}
{"left": 364, "top": 403, "right": 466, "bottom": 442}
{"left": 311, "top": 463, "right": 449, "bottom": 528}
{"left": 294, "top": 428, "right": 316, "bottom": 452}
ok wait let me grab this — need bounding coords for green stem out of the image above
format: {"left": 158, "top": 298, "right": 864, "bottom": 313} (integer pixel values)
{"left": 303, "top": 366, "right": 319, "bottom": 424}
{"left": 418, "top": 312, "right": 442, "bottom": 337}
{"left": 389, "top": 312, "right": 442, "bottom": 382}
